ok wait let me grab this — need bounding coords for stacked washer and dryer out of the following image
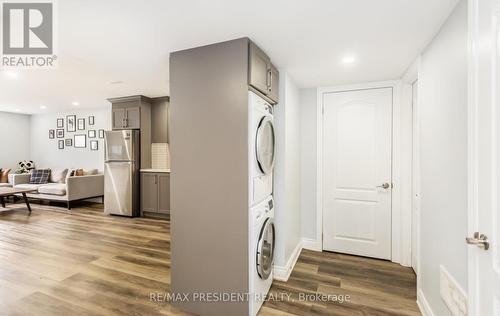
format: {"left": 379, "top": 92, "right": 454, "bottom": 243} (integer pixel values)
{"left": 248, "top": 91, "right": 276, "bottom": 316}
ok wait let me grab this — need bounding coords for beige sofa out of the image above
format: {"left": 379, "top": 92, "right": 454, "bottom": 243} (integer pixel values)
{"left": 10, "top": 173, "right": 104, "bottom": 210}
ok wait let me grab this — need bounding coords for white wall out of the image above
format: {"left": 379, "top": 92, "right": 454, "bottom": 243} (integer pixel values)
{"left": 274, "top": 73, "right": 302, "bottom": 272}
{"left": 299, "top": 89, "right": 318, "bottom": 242}
{"left": 0, "top": 111, "right": 31, "bottom": 170}
{"left": 30, "top": 107, "right": 112, "bottom": 171}
{"left": 418, "top": 1, "right": 468, "bottom": 315}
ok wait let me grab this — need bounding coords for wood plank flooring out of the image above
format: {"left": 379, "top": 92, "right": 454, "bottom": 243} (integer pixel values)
{"left": 0, "top": 202, "right": 419, "bottom": 316}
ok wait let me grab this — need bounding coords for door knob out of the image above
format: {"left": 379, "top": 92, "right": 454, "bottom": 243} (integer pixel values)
{"left": 377, "top": 182, "right": 390, "bottom": 189}
{"left": 466, "top": 232, "right": 489, "bottom": 250}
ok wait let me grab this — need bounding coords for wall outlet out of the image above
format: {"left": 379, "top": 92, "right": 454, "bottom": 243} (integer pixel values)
{"left": 440, "top": 265, "right": 468, "bottom": 316}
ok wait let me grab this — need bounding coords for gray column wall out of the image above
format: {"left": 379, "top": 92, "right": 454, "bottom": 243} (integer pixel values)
{"left": 170, "top": 38, "right": 251, "bottom": 316}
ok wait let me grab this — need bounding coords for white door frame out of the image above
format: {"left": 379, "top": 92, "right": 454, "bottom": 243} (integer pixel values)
{"left": 316, "top": 80, "right": 413, "bottom": 265}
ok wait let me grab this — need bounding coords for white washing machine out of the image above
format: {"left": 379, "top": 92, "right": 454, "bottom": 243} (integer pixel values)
{"left": 249, "top": 91, "right": 275, "bottom": 206}
{"left": 249, "top": 195, "right": 275, "bottom": 316}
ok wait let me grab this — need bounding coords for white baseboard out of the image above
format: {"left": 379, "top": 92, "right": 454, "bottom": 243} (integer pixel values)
{"left": 273, "top": 241, "right": 302, "bottom": 282}
{"left": 301, "top": 238, "right": 322, "bottom": 251}
{"left": 417, "top": 288, "right": 435, "bottom": 316}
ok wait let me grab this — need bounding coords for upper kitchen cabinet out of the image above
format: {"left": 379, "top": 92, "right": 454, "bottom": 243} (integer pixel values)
{"left": 151, "top": 96, "right": 170, "bottom": 143}
{"left": 248, "top": 40, "right": 279, "bottom": 104}
{"left": 108, "top": 95, "right": 152, "bottom": 168}
{"left": 108, "top": 95, "right": 152, "bottom": 130}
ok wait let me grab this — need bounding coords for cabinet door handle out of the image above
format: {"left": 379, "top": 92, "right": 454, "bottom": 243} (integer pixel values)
{"left": 268, "top": 69, "right": 272, "bottom": 91}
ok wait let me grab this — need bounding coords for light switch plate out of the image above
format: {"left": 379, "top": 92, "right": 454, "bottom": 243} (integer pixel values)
{"left": 440, "top": 265, "right": 468, "bottom": 316}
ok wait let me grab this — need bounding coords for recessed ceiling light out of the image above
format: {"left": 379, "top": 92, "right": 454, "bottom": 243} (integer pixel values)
{"left": 14, "top": 109, "right": 21, "bottom": 112}
{"left": 110, "top": 80, "right": 124, "bottom": 85}
{"left": 40, "top": 105, "right": 47, "bottom": 109}
{"left": 72, "top": 102, "right": 80, "bottom": 106}
{"left": 341, "top": 56, "right": 356, "bottom": 65}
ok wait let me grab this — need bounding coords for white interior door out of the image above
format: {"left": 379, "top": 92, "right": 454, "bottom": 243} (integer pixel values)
{"left": 411, "top": 80, "right": 420, "bottom": 274}
{"left": 323, "top": 87, "right": 392, "bottom": 260}
{"left": 468, "top": 0, "right": 500, "bottom": 314}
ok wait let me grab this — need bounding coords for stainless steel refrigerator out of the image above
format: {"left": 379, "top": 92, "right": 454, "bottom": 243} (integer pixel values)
{"left": 104, "top": 130, "right": 140, "bottom": 217}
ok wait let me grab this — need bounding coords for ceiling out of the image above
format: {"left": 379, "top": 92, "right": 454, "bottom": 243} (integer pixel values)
{"left": 0, "top": 0, "right": 459, "bottom": 114}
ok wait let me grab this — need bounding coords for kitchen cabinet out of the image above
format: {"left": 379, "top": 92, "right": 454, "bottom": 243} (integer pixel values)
{"left": 151, "top": 97, "right": 170, "bottom": 143}
{"left": 248, "top": 41, "right": 279, "bottom": 104}
{"left": 112, "top": 106, "right": 140, "bottom": 129}
{"left": 269, "top": 63, "right": 279, "bottom": 103}
{"left": 140, "top": 171, "right": 170, "bottom": 215}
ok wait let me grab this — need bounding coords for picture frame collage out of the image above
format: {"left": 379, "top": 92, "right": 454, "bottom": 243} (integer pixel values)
{"left": 49, "top": 115, "right": 104, "bottom": 151}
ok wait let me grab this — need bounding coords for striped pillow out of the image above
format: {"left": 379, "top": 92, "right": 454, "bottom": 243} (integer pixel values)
{"left": 30, "top": 169, "right": 51, "bottom": 184}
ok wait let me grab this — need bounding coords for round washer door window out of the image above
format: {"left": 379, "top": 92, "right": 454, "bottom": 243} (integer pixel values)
{"left": 256, "top": 218, "right": 275, "bottom": 280}
{"left": 256, "top": 116, "right": 276, "bottom": 174}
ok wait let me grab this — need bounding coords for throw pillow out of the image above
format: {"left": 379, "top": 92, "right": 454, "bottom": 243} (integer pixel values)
{"left": 30, "top": 169, "right": 51, "bottom": 184}
{"left": 50, "top": 168, "right": 68, "bottom": 183}
{"left": 83, "top": 169, "right": 98, "bottom": 175}
{"left": 0, "top": 168, "right": 10, "bottom": 183}
{"left": 74, "top": 169, "right": 84, "bottom": 176}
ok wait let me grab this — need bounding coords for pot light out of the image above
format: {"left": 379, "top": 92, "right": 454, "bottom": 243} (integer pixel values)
{"left": 14, "top": 109, "right": 21, "bottom": 112}
{"left": 40, "top": 105, "right": 47, "bottom": 110}
{"left": 341, "top": 55, "right": 356, "bottom": 65}
{"left": 72, "top": 101, "right": 80, "bottom": 106}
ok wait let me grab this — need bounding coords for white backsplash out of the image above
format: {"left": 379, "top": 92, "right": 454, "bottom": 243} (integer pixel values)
{"left": 152, "top": 143, "right": 170, "bottom": 169}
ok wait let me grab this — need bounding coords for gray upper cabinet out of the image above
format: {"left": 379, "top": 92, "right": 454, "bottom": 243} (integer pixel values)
{"left": 249, "top": 42, "right": 270, "bottom": 95}
{"left": 248, "top": 41, "right": 279, "bottom": 105}
{"left": 126, "top": 107, "right": 141, "bottom": 129}
{"left": 112, "top": 108, "right": 127, "bottom": 129}
{"left": 111, "top": 106, "right": 141, "bottom": 129}
{"left": 269, "top": 63, "right": 279, "bottom": 104}
{"left": 151, "top": 97, "right": 170, "bottom": 143}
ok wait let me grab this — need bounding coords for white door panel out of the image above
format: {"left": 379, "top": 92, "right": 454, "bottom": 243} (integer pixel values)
{"left": 468, "top": 0, "right": 500, "bottom": 314}
{"left": 323, "top": 88, "right": 392, "bottom": 260}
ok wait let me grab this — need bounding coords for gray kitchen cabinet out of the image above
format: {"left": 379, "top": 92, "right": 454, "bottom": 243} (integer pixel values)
{"left": 112, "top": 108, "right": 127, "bottom": 129}
{"left": 125, "top": 107, "right": 141, "bottom": 129}
{"left": 269, "top": 63, "right": 279, "bottom": 103}
{"left": 248, "top": 42, "right": 270, "bottom": 95}
{"left": 140, "top": 171, "right": 170, "bottom": 215}
{"left": 151, "top": 97, "right": 170, "bottom": 143}
{"left": 141, "top": 173, "right": 158, "bottom": 213}
{"left": 157, "top": 173, "right": 170, "bottom": 214}
{"left": 112, "top": 106, "right": 141, "bottom": 129}
{"left": 248, "top": 41, "right": 279, "bottom": 105}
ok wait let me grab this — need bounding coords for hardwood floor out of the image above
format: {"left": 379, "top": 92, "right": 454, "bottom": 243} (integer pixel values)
{"left": 0, "top": 202, "right": 419, "bottom": 316}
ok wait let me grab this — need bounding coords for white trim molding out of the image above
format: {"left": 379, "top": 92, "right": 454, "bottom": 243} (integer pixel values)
{"left": 316, "top": 80, "right": 413, "bottom": 266}
{"left": 301, "top": 238, "right": 322, "bottom": 251}
{"left": 273, "top": 241, "right": 302, "bottom": 282}
{"left": 417, "top": 288, "right": 436, "bottom": 316}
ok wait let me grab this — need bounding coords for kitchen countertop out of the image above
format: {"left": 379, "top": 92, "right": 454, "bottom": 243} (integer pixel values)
{"left": 140, "top": 169, "right": 171, "bottom": 173}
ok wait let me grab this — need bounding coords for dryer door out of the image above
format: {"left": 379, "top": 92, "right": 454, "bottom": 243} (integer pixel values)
{"left": 256, "top": 116, "right": 276, "bottom": 175}
{"left": 256, "top": 218, "right": 275, "bottom": 280}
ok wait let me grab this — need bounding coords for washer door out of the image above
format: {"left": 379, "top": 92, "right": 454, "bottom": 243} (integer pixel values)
{"left": 256, "top": 116, "right": 276, "bottom": 174}
{"left": 256, "top": 218, "right": 275, "bottom": 280}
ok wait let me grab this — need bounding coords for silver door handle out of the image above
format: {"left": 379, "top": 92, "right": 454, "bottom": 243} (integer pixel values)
{"left": 377, "top": 182, "right": 390, "bottom": 189}
{"left": 466, "top": 232, "right": 489, "bottom": 250}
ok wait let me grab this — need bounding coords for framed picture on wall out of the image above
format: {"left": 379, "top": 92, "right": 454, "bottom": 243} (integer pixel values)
{"left": 58, "top": 140, "right": 64, "bottom": 150}
{"left": 89, "top": 116, "right": 95, "bottom": 125}
{"left": 65, "top": 139, "right": 72, "bottom": 147}
{"left": 90, "top": 140, "right": 98, "bottom": 151}
{"left": 98, "top": 129, "right": 105, "bottom": 138}
{"left": 74, "top": 134, "right": 86, "bottom": 148}
{"left": 56, "top": 129, "right": 64, "bottom": 138}
{"left": 67, "top": 115, "right": 76, "bottom": 132}
{"left": 57, "top": 118, "right": 64, "bottom": 128}
{"left": 49, "top": 130, "right": 55, "bottom": 139}
{"left": 77, "top": 118, "right": 85, "bottom": 130}
{"left": 88, "top": 130, "right": 96, "bottom": 138}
